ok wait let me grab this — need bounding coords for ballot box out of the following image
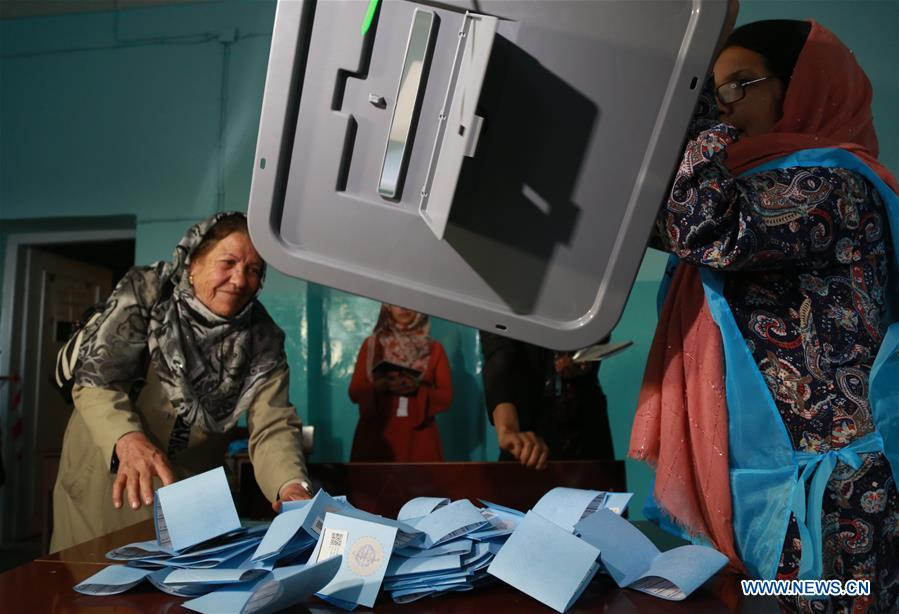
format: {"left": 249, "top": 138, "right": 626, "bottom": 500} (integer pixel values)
{"left": 247, "top": 0, "right": 728, "bottom": 350}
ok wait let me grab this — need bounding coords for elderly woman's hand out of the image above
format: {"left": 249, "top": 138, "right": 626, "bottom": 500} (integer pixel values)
{"left": 113, "top": 431, "right": 176, "bottom": 510}
{"left": 271, "top": 481, "right": 313, "bottom": 513}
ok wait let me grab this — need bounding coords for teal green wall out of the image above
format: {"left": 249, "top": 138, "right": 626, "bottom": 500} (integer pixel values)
{"left": 1, "top": 1, "right": 896, "bottom": 519}
{"left": 0, "top": 0, "right": 497, "bottom": 467}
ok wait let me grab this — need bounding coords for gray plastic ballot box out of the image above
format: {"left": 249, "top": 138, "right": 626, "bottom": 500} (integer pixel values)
{"left": 247, "top": 0, "right": 727, "bottom": 350}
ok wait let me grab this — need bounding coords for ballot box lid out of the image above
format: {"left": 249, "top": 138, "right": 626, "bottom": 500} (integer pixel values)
{"left": 248, "top": 0, "right": 727, "bottom": 350}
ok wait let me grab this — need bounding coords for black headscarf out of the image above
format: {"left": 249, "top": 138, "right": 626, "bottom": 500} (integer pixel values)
{"left": 725, "top": 20, "right": 812, "bottom": 92}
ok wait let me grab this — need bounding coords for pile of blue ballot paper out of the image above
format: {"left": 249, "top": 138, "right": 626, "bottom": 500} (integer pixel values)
{"left": 74, "top": 466, "right": 727, "bottom": 613}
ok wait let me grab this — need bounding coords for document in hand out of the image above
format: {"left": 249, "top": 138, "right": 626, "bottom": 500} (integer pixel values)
{"left": 487, "top": 511, "right": 600, "bottom": 613}
{"left": 575, "top": 509, "right": 728, "bottom": 600}
{"left": 571, "top": 340, "right": 633, "bottom": 362}
{"left": 308, "top": 511, "right": 399, "bottom": 608}
{"left": 371, "top": 360, "right": 423, "bottom": 380}
{"left": 181, "top": 556, "right": 343, "bottom": 614}
{"left": 153, "top": 466, "right": 242, "bottom": 552}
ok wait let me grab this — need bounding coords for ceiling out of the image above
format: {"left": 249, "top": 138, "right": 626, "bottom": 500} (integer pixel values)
{"left": 0, "top": 0, "right": 210, "bottom": 20}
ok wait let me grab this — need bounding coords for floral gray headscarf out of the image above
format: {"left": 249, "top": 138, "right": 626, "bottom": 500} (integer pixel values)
{"left": 74, "top": 212, "right": 286, "bottom": 451}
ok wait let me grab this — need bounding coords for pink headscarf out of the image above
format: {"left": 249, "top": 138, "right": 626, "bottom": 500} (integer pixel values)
{"left": 629, "top": 21, "right": 897, "bottom": 573}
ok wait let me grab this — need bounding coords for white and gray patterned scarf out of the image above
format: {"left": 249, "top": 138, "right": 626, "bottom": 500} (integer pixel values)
{"left": 74, "top": 212, "right": 286, "bottom": 440}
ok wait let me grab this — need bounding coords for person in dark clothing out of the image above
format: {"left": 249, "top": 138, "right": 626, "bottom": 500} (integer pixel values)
{"left": 479, "top": 331, "right": 614, "bottom": 469}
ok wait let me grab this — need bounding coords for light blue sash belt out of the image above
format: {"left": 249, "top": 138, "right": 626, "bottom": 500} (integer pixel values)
{"left": 793, "top": 431, "right": 884, "bottom": 582}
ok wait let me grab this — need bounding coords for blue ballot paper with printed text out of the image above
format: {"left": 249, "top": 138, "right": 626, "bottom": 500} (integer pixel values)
{"left": 308, "top": 511, "right": 398, "bottom": 609}
{"left": 487, "top": 511, "right": 600, "bottom": 613}
{"left": 575, "top": 509, "right": 728, "bottom": 600}
{"left": 153, "top": 467, "right": 242, "bottom": 552}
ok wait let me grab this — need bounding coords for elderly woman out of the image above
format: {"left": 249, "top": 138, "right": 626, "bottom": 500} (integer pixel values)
{"left": 50, "top": 212, "right": 310, "bottom": 552}
{"left": 630, "top": 15, "right": 898, "bottom": 612}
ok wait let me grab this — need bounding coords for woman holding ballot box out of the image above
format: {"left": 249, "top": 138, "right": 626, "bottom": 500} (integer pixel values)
{"left": 630, "top": 9, "right": 898, "bottom": 611}
{"left": 51, "top": 212, "right": 311, "bottom": 552}
{"left": 348, "top": 304, "right": 452, "bottom": 461}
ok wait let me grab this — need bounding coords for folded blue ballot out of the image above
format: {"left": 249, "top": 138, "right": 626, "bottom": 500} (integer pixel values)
{"left": 384, "top": 574, "right": 475, "bottom": 601}
{"left": 407, "top": 499, "right": 488, "bottom": 547}
{"left": 260, "top": 489, "right": 421, "bottom": 553}
{"left": 182, "top": 556, "right": 343, "bottom": 614}
{"left": 488, "top": 511, "right": 600, "bottom": 613}
{"left": 532, "top": 487, "right": 608, "bottom": 532}
{"left": 148, "top": 569, "right": 215, "bottom": 597}
{"left": 74, "top": 565, "right": 155, "bottom": 595}
{"left": 308, "top": 511, "right": 398, "bottom": 609}
{"left": 391, "top": 580, "right": 477, "bottom": 604}
{"left": 251, "top": 506, "right": 318, "bottom": 562}
{"left": 154, "top": 466, "right": 242, "bottom": 552}
{"left": 165, "top": 530, "right": 265, "bottom": 567}
{"left": 575, "top": 509, "right": 728, "bottom": 600}
{"left": 164, "top": 568, "right": 268, "bottom": 585}
{"left": 385, "top": 552, "right": 462, "bottom": 578}
{"left": 461, "top": 541, "right": 493, "bottom": 569}
{"left": 106, "top": 539, "right": 174, "bottom": 561}
{"left": 394, "top": 539, "right": 472, "bottom": 558}
{"left": 468, "top": 500, "right": 524, "bottom": 540}
{"left": 396, "top": 496, "right": 449, "bottom": 521}
{"left": 280, "top": 498, "right": 312, "bottom": 513}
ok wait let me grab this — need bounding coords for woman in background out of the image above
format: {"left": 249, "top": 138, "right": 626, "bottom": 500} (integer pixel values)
{"left": 348, "top": 304, "right": 452, "bottom": 461}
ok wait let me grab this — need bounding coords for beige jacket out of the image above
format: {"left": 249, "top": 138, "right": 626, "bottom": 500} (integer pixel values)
{"left": 50, "top": 365, "right": 307, "bottom": 552}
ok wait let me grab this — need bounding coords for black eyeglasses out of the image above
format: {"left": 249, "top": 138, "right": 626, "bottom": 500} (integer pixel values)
{"left": 715, "top": 76, "right": 771, "bottom": 104}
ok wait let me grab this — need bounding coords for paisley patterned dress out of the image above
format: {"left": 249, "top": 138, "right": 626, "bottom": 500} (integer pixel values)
{"left": 655, "top": 88, "right": 899, "bottom": 612}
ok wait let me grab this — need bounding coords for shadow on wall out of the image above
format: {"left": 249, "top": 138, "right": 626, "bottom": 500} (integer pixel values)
{"left": 436, "top": 329, "right": 487, "bottom": 461}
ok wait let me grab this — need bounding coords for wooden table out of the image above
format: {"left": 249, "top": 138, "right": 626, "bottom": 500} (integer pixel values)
{"left": 2, "top": 461, "right": 777, "bottom": 612}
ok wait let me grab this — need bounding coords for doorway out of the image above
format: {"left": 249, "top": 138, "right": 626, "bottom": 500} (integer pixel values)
{"left": 0, "top": 231, "right": 134, "bottom": 551}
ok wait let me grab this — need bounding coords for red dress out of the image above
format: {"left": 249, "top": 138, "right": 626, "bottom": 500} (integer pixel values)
{"left": 348, "top": 340, "right": 452, "bottom": 461}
